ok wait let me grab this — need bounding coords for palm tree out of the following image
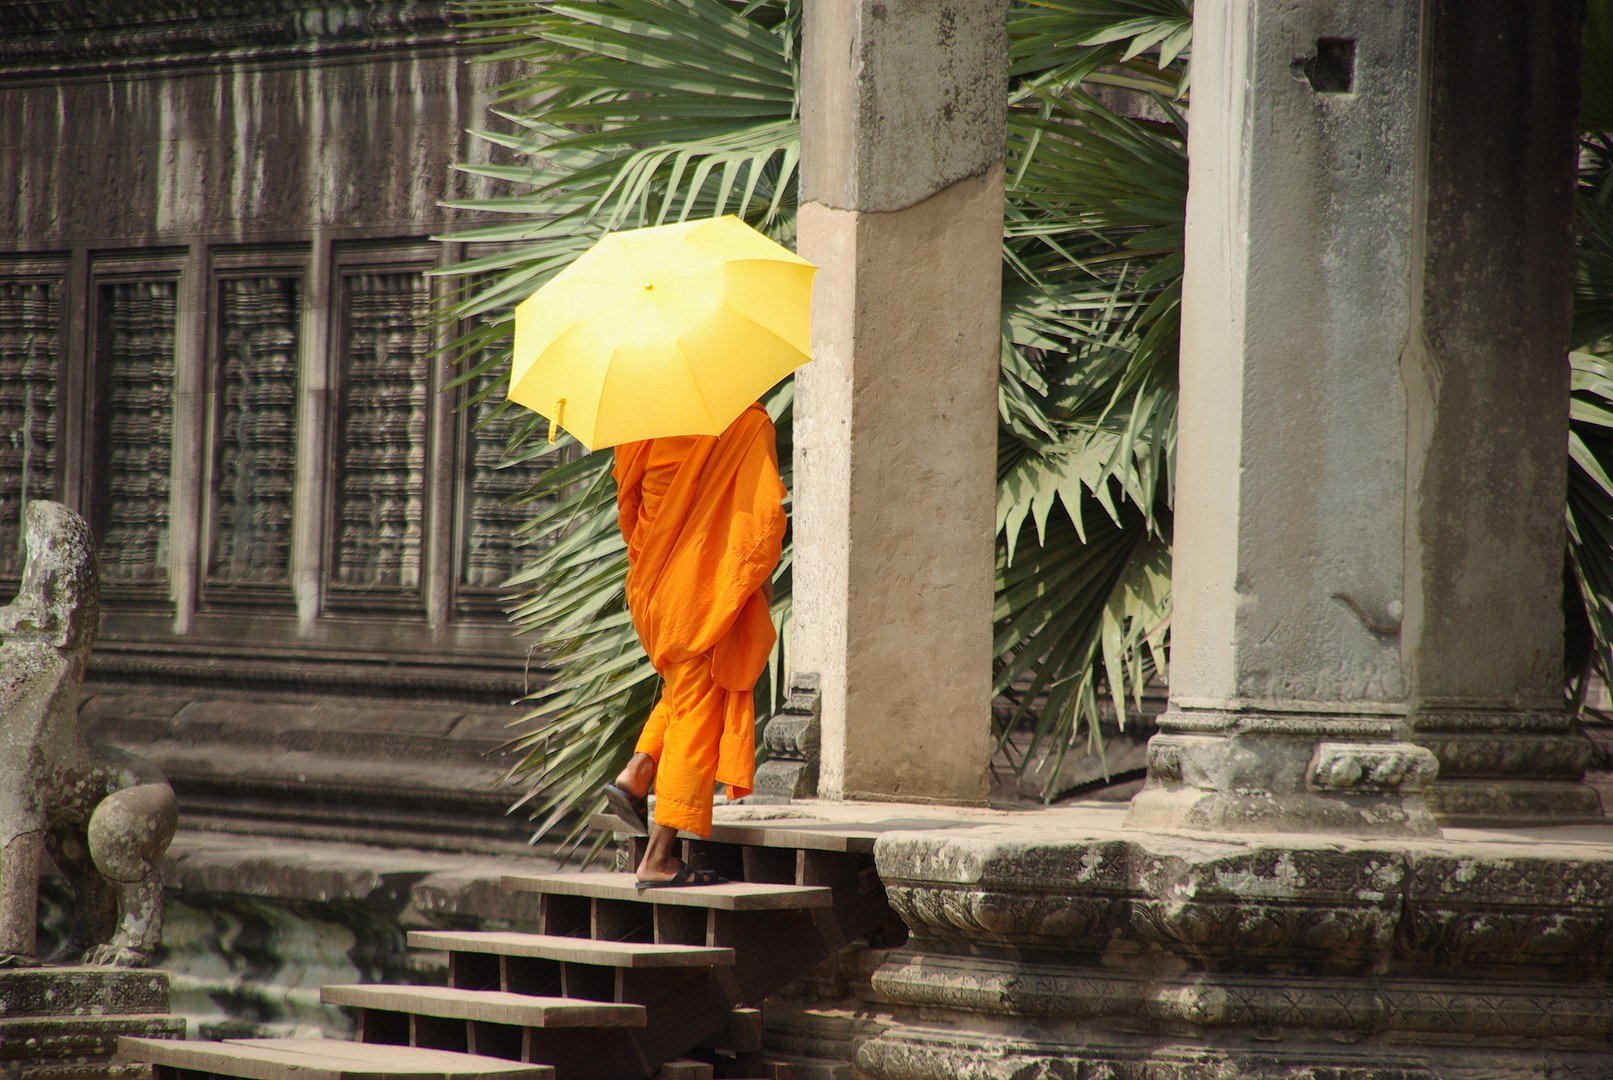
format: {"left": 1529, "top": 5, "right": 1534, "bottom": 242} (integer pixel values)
{"left": 440, "top": 0, "right": 1613, "bottom": 853}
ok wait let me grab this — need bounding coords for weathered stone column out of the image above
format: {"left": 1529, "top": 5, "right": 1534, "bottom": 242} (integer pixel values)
{"left": 793, "top": 0, "right": 1007, "bottom": 803}
{"left": 1128, "top": 0, "right": 1596, "bottom": 835}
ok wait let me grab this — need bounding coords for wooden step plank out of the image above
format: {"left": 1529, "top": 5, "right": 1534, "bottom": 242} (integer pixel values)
{"left": 502, "top": 873, "right": 831, "bottom": 911}
{"left": 322, "top": 985, "right": 645, "bottom": 1028}
{"left": 244, "top": 1039, "right": 541, "bottom": 1069}
{"left": 705, "top": 820, "right": 881, "bottom": 855}
{"left": 118, "top": 1035, "right": 551, "bottom": 1078}
{"left": 408, "top": 931, "right": 735, "bottom": 968}
{"left": 587, "top": 816, "right": 879, "bottom": 855}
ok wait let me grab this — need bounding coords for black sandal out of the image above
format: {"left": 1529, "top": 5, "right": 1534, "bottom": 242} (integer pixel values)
{"left": 636, "top": 861, "right": 728, "bottom": 889}
{"left": 602, "top": 783, "right": 649, "bottom": 836}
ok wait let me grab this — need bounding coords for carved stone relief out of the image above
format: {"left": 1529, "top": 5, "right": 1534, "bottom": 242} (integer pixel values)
{"left": 208, "top": 275, "right": 300, "bottom": 595}
{"left": 95, "top": 279, "right": 176, "bottom": 588}
{"left": 0, "top": 277, "right": 59, "bottom": 581}
{"left": 864, "top": 826, "right": 1613, "bottom": 1076}
{"left": 330, "top": 268, "right": 431, "bottom": 599}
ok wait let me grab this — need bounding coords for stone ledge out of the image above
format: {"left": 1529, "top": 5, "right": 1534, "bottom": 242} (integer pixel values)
{"left": 157, "top": 831, "right": 562, "bottom": 929}
{"left": 855, "top": 1024, "right": 1610, "bottom": 1080}
{"left": 0, "top": 0, "right": 460, "bottom": 77}
{"left": 873, "top": 824, "right": 1613, "bottom": 978}
{"left": 868, "top": 952, "right": 1612, "bottom": 1041}
{"left": 862, "top": 818, "right": 1613, "bottom": 1078}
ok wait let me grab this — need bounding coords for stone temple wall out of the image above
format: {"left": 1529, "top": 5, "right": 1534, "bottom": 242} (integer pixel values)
{"left": 0, "top": 0, "right": 549, "bottom": 849}
{"left": 0, "top": 0, "right": 569, "bottom": 1039}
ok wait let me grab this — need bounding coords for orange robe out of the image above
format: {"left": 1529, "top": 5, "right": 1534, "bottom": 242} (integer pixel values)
{"left": 613, "top": 403, "right": 786, "bottom": 836}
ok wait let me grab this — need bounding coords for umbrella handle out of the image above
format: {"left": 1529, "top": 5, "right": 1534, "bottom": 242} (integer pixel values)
{"left": 548, "top": 398, "right": 565, "bottom": 446}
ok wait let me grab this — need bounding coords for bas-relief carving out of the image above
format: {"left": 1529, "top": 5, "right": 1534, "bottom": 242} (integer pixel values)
{"left": 1305, "top": 741, "right": 1439, "bottom": 793}
{"left": 208, "top": 275, "right": 299, "bottom": 594}
{"left": 0, "top": 278, "right": 59, "bottom": 580}
{"left": 868, "top": 830, "right": 1613, "bottom": 1074}
{"left": 460, "top": 371, "right": 558, "bottom": 592}
{"left": 0, "top": 502, "right": 176, "bottom": 968}
{"left": 97, "top": 279, "right": 176, "bottom": 588}
{"left": 331, "top": 269, "right": 431, "bottom": 597}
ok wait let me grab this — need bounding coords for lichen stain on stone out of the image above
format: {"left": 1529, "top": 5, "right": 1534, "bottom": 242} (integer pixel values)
{"left": 1207, "top": 851, "right": 1309, "bottom": 898}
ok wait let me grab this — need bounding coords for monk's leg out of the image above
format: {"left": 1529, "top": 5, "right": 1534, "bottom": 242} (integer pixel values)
{"left": 614, "top": 752, "right": 656, "bottom": 800}
{"left": 636, "top": 660, "right": 724, "bottom": 882}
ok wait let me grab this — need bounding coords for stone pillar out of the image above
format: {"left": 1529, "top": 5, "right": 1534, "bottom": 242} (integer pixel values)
{"left": 1128, "top": 0, "right": 1595, "bottom": 836}
{"left": 793, "top": 0, "right": 1007, "bottom": 804}
{"left": 1401, "top": 1, "right": 1597, "bottom": 820}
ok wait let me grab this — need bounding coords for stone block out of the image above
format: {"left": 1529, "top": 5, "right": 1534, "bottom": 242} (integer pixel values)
{"left": 0, "top": 968, "right": 169, "bottom": 1019}
{"left": 0, "top": 1012, "right": 184, "bottom": 1064}
{"left": 9, "top": 1066, "right": 154, "bottom": 1080}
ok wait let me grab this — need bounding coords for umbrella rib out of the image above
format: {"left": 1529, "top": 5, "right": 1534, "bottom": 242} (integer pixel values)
{"left": 667, "top": 330, "right": 721, "bottom": 434}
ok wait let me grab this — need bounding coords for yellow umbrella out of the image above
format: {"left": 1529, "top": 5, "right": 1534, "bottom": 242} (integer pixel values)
{"left": 509, "top": 215, "right": 816, "bottom": 451}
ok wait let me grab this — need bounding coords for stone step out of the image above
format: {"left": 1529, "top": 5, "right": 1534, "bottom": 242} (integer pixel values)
{"left": 0, "top": 966, "right": 171, "bottom": 1019}
{"left": 502, "top": 873, "right": 832, "bottom": 911}
{"left": 408, "top": 931, "right": 735, "bottom": 968}
{"left": 321, "top": 985, "right": 646, "bottom": 1028}
{"left": 118, "top": 1036, "right": 553, "bottom": 1079}
{"left": 1, "top": 1012, "right": 184, "bottom": 1062}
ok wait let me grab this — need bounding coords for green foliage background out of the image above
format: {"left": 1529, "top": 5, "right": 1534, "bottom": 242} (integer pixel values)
{"left": 439, "top": 0, "right": 1613, "bottom": 852}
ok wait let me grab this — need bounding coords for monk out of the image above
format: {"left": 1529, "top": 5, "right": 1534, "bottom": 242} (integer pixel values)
{"left": 602, "top": 402, "right": 786, "bottom": 886}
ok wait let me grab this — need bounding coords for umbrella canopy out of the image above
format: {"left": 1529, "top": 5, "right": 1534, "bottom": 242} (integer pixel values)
{"left": 509, "top": 215, "right": 816, "bottom": 451}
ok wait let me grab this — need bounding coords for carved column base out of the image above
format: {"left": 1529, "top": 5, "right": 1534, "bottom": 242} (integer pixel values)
{"left": 755, "top": 674, "right": 821, "bottom": 801}
{"left": 1412, "top": 711, "right": 1604, "bottom": 822}
{"left": 1126, "top": 710, "right": 1441, "bottom": 837}
{"left": 859, "top": 821, "right": 1613, "bottom": 1079}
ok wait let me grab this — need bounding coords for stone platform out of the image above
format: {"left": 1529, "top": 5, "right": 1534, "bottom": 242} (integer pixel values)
{"left": 0, "top": 966, "right": 182, "bottom": 1079}
{"left": 701, "top": 800, "right": 1613, "bottom": 1079}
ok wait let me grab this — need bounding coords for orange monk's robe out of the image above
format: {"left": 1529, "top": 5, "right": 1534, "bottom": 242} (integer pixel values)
{"left": 613, "top": 403, "right": 786, "bottom": 837}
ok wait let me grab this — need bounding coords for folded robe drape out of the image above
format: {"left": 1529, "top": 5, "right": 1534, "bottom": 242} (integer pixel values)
{"left": 613, "top": 402, "right": 786, "bottom": 836}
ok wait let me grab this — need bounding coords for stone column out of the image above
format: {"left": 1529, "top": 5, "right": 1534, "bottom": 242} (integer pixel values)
{"left": 1128, "top": 0, "right": 1595, "bottom": 836}
{"left": 793, "top": 0, "right": 1007, "bottom": 804}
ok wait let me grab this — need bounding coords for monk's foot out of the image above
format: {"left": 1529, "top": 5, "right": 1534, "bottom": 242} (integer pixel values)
{"left": 613, "top": 752, "right": 656, "bottom": 800}
{"left": 633, "top": 853, "right": 685, "bottom": 883}
{"left": 634, "top": 857, "right": 727, "bottom": 888}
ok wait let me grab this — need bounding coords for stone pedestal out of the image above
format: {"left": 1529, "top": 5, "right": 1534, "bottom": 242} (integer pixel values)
{"left": 791, "top": 0, "right": 1007, "bottom": 805}
{"left": 0, "top": 967, "right": 181, "bottom": 1079}
{"left": 859, "top": 820, "right": 1613, "bottom": 1079}
{"left": 1128, "top": 0, "right": 1598, "bottom": 835}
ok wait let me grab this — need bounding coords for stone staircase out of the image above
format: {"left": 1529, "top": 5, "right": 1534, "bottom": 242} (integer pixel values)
{"left": 119, "top": 821, "right": 895, "bottom": 1080}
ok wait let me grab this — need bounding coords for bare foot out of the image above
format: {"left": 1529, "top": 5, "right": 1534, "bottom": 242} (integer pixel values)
{"left": 634, "top": 822, "right": 684, "bottom": 882}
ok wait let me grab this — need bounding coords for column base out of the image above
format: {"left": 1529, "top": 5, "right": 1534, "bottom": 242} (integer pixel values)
{"left": 1125, "top": 712, "right": 1441, "bottom": 837}
{"left": 1412, "top": 712, "right": 1605, "bottom": 822}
